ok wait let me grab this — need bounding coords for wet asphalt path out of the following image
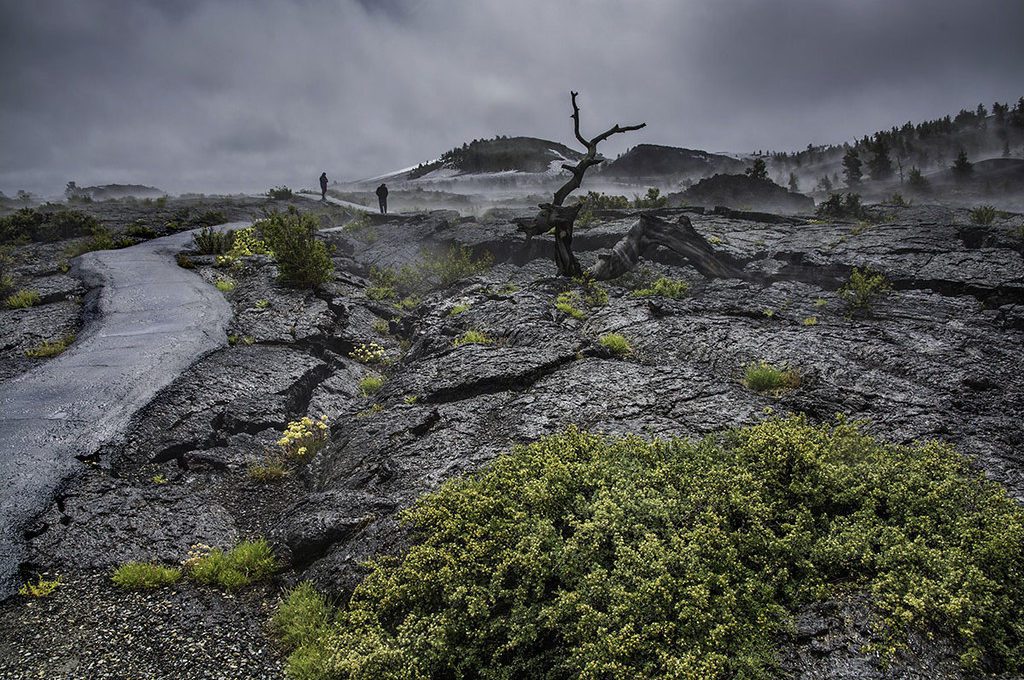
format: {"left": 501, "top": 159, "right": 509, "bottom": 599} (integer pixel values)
{"left": 0, "top": 223, "right": 248, "bottom": 597}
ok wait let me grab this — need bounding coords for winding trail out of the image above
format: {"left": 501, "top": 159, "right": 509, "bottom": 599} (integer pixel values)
{"left": 0, "top": 223, "right": 248, "bottom": 596}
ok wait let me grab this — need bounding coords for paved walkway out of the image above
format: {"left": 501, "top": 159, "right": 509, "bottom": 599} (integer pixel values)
{"left": 0, "top": 223, "right": 247, "bottom": 596}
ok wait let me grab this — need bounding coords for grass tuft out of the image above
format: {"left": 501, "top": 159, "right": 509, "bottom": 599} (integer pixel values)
{"left": 743, "top": 360, "right": 800, "bottom": 392}
{"left": 25, "top": 334, "right": 75, "bottom": 358}
{"left": 453, "top": 330, "right": 492, "bottom": 347}
{"left": 632, "top": 276, "right": 689, "bottom": 299}
{"left": 186, "top": 539, "right": 277, "bottom": 589}
{"left": 4, "top": 289, "right": 40, "bottom": 309}
{"left": 112, "top": 562, "right": 182, "bottom": 590}
{"left": 598, "top": 332, "right": 632, "bottom": 357}
{"left": 359, "top": 375, "right": 385, "bottom": 396}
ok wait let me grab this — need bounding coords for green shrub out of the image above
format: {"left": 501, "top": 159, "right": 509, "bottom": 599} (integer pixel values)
{"left": 359, "top": 374, "right": 385, "bottom": 396}
{"left": 743, "top": 360, "right": 800, "bottom": 392}
{"left": 227, "top": 226, "right": 273, "bottom": 258}
{"left": 970, "top": 205, "right": 997, "bottom": 225}
{"left": 0, "top": 246, "right": 12, "bottom": 294}
{"left": 255, "top": 210, "right": 334, "bottom": 288}
{"left": 838, "top": 267, "right": 891, "bottom": 312}
{"left": 632, "top": 276, "right": 689, "bottom": 299}
{"left": 816, "top": 192, "right": 865, "bottom": 218}
{"left": 214, "top": 278, "right": 235, "bottom": 293}
{"left": 267, "top": 186, "right": 295, "bottom": 200}
{"left": 598, "top": 332, "right": 632, "bottom": 357}
{"left": 25, "top": 334, "right": 75, "bottom": 358}
{"left": 4, "top": 288, "right": 40, "bottom": 309}
{"left": 278, "top": 417, "right": 1024, "bottom": 677}
{"left": 448, "top": 303, "right": 470, "bottom": 316}
{"left": 192, "top": 226, "right": 236, "bottom": 254}
{"left": 112, "top": 562, "right": 182, "bottom": 590}
{"left": 453, "top": 330, "right": 492, "bottom": 347}
{"left": 187, "top": 539, "right": 277, "bottom": 589}
{"left": 176, "top": 253, "right": 195, "bottom": 269}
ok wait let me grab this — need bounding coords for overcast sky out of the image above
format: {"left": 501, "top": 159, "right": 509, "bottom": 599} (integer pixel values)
{"left": 1, "top": 0, "right": 1021, "bottom": 196}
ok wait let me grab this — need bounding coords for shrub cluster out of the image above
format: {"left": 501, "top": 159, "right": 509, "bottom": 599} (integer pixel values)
{"left": 267, "top": 186, "right": 295, "bottom": 200}
{"left": 0, "top": 208, "right": 100, "bottom": 244}
{"left": 816, "top": 192, "right": 865, "bottom": 218}
{"left": 970, "top": 205, "right": 998, "bottom": 225}
{"left": 274, "top": 417, "right": 1024, "bottom": 678}
{"left": 367, "top": 247, "right": 493, "bottom": 303}
{"left": 255, "top": 210, "right": 334, "bottom": 288}
{"left": 192, "top": 226, "right": 236, "bottom": 254}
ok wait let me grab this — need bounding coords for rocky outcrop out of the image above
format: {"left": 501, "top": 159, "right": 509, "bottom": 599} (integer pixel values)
{"left": 4, "top": 201, "right": 1024, "bottom": 678}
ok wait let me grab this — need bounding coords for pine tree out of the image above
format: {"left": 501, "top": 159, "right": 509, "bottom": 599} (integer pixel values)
{"left": 842, "top": 148, "right": 863, "bottom": 187}
{"left": 908, "top": 166, "right": 929, "bottom": 192}
{"left": 867, "top": 140, "right": 894, "bottom": 181}
{"left": 952, "top": 148, "right": 973, "bottom": 180}
{"left": 745, "top": 158, "right": 768, "bottom": 182}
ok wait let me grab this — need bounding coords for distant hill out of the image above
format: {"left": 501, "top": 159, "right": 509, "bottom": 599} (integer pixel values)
{"left": 357, "top": 136, "right": 585, "bottom": 187}
{"left": 599, "top": 144, "right": 746, "bottom": 180}
{"left": 672, "top": 174, "right": 815, "bottom": 214}
{"left": 767, "top": 96, "right": 1024, "bottom": 197}
{"left": 66, "top": 183, "right": 165, "bottom": 201}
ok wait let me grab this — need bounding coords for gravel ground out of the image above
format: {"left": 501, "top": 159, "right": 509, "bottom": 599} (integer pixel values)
{"left": 0, "top": 572, "right": 285, "bottom": 679}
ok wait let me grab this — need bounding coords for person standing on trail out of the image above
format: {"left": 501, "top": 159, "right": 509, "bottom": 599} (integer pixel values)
{"left": 376, "top": 183, "right": 389, "bottom": 214}
{"left": 319, "top": 172, "right": 328, "bottom": 201}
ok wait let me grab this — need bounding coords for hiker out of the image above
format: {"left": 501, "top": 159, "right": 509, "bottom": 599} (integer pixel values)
{"left": 376, "top": 183, "right": 389, "bottom": 214}
{"left": 319, "top": 172, "right": 328, "bottom": 200}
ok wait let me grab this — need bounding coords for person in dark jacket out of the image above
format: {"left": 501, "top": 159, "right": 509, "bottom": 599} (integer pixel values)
{"left": 319, "top": 172, "right": 328, "bottom": 200}
{"left": 376, "top": 183, "right": 389, "bottom": 214}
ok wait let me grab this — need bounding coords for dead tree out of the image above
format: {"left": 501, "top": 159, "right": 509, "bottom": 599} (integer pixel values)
{"left": 516, "top": 92, "right": 743, "bottom": 283}
{"left": 514, "top": 92, "right": 645, "bottom": 277}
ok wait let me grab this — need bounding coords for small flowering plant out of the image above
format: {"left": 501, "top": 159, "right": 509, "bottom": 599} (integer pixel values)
{"left": 277, "top": 415, "right": 329, "bottom": 459}
{"left": 349, "top": 342, "right": 387, "bottom": 364}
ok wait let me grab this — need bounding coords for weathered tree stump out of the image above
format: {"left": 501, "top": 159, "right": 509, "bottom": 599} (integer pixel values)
{"left": 589, "top": 212, "right": 744, "bottom": 281}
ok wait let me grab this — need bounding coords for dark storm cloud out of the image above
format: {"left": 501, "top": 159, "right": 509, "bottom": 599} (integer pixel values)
{"left": 1, "top": 0, "right": 1021, "bottom": 196}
